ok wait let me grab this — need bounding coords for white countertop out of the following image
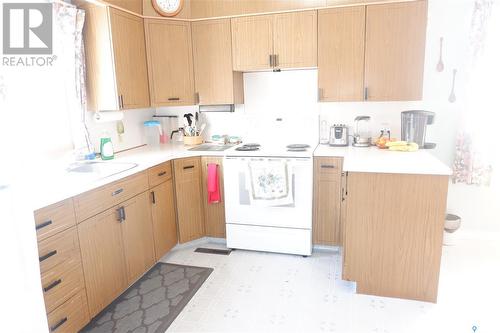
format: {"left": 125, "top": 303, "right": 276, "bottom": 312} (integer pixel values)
{"left": 21, "top": 142, "right": 451, "bottom": 211}
{"left": 314, "top": 144, "right": 452, "bottom": 176}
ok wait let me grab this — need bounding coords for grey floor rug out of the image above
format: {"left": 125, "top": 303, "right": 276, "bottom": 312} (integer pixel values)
{"left": 80, "top": 263, "right": 213, "bottom": 333}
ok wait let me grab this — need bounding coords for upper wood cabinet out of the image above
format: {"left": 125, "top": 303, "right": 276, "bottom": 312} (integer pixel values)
{"left": 173, "top": 157, "right": 205, "bottom": 243}
{"left": 192, "top": 19, "right": 244, "bottom": 105}
{"left": 231, "top": 15, "right": 274, "bottom": 71}
{"left": 144, "top": 19, "right": 195, "bottom": 106}
{"left": 231, "top": 11, "right": 317, "bottom": 71}
{"left": 82, "top": 3, "right": 149, "bottom": 111}
{"left": 318, "top": 6, "right": 366, "bottom": 102}
{"left": 109, "top": 8, "right": 150, "bottom": 109}
{"left": 364, "top": 1, "right": 427, "bottom": 101}
{"left": 273, "top": 11, "right": 317, "bottom": 69}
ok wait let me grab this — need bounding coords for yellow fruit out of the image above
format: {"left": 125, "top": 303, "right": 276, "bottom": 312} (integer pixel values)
{"left": 385, "top": 141, "right": 408, "bottom": 147}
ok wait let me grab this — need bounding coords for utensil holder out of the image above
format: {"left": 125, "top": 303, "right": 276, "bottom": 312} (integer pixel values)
{"left": 183, "top": 135, "right": 203, "bottom": 146}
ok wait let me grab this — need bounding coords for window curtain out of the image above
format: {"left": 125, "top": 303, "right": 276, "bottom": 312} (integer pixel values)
{"left": 452, "top": 0, "right": 498, "bottom": 186}
{"left": 53, "top": 1, "right": 93, "bottom": 158}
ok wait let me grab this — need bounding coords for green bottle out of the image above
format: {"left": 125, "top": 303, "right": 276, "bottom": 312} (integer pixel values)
{"left": 100, "top": 135, "right": 114, "bottom": 160}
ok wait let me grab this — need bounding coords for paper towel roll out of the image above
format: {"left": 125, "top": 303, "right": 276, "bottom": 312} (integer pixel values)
{"left": 93, "top": 111, "right": 124, "bottom": 123}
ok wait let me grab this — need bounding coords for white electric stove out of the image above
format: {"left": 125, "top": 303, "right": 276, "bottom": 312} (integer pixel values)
{"left": 223, "top": 143, "right": 313, "bottom": 256}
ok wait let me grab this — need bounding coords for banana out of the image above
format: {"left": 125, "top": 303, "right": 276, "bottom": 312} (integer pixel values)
{"left": 388, "top": 142, "right": 419, "bottom": 152}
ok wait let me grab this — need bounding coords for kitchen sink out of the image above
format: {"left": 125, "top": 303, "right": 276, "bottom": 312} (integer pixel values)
{"left": 66, "top": 161, "right": 138, "bottom": 179}
{"left": 188, "top": 144, "right": 234, "bottom": 152}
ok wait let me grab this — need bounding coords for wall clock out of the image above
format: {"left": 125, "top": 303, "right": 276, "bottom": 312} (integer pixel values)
{"left": 152, "top": 0, "right": 184, "bottom": 17}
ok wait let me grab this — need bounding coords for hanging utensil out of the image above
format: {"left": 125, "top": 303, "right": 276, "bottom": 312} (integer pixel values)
{"left": 448, "top": 69, "right": 457, "bottom": 103}
{"left": 183, "top": 113, "right": 194, "bottom": 127}
{"left": 436, "top": 37, "right": 444, "bottom": 72}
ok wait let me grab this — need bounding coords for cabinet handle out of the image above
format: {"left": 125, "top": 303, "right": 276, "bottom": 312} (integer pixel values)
{"left": 50, "top": 317, "right": 67, "bottom": 332}
{"left": 157, "top": 171, "right": 167, "bottom": 177}
{"left": 116, "top": 206, "right": 126, "bottom": 223}
{"left": 364, "top": 87, "right": 368, "bottom": 101}
{"left": 168, "top": 97, "right": 180, "bottom": 101}
{"left": 195, "top": 92, "right": 200, "bottom": 104}
{"left": 112, "top": 188, "right": 124, "bottom": 196}
{"left": 183, "top": 165, "right": 194, "bottom": 170}
{"left": 151, "top": 191, "right": 156, "bottom": 204}
{"left": 43, "top": 279, "right": 62, "bottom": 292}
{"left": 321, "top": 164, "right": 336, "bottom": 169}
{"left": 118, "top": 95, "right": 124, "bottom": 109}
{"left": 269, "top": 54, "right": 273, "bottom": 67}
{"left": 39, "top": 250, "right": 57, "bottom": 262}
{"left": 275, "top": 54, "right": 279, "bottom": 67}
{"left": 318, "top": 88, "right": 323, "bottom": 101}
{"left": 35, "top": 220, "right": 52, "bottom": 230}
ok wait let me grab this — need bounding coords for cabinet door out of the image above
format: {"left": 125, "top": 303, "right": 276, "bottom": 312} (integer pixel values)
{"left": 77, "top": 206, "right": 128, "bottom": 317}
{"left": 109, "top": 8, "right": 150, "bottom": 109}
{"left": 318, "top": 7, "right": 365, "bottom": 101}
{"left": 145, "top": 20, "right": 195, "bottom": 106}
{"left": 174, "top": 157, "right": 205, "bottom": 243}
{"left": 313, "top": 157, "right": 342, "bottom": 246}
{"left": 364, "top": 1, "right": 427, "bottom": 101}
{"left": 151, "top": 179, "right": 178, "bottom": 260}
{"left": 273, "top": 11, "right": 317, "bottom": 69}
{"left": 120, "top": 191, "right": 155, "bottom": 283}
{"left": 231, "top": 15, "right": 274, "bottom": 71}
{"left": 192, "top": 19, "right": 244, "bottom": 105}
{"left": 201, "top": 156, "right": 226, "bottom": 238}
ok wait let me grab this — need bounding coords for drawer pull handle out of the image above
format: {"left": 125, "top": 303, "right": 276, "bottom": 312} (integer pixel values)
{"left": 151, "top": 191, "right": 156, "bottom": 204}
{"left": 43, "top": 279, "right": 62, "bottom": 292}
{"left": 36, "top": 220, "right": 52, "bottom": 230}
{"left": 157, "top": 171, "right": 167, "bottom": 176}
{"left": 39, "top": 250, "right": 57, "bottom": 262}
{"left": 183, "top": 165, "right": 194, "bottom": 170}
{"left": 321, "top": 165, "right": 336, "bottom": 169}
{"left": 50, "top": 317, "right": 67, "bottom": 332}
{"left": 168, "top": 97, "right": 180, "bottom": 101}
{"left": 112, "top": 188, "right": 124, "bottom": 196}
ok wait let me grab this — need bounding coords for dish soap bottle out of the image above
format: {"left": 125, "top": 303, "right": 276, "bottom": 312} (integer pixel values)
{"left": 100, "top": 133, "right": 114, "bottom": 160}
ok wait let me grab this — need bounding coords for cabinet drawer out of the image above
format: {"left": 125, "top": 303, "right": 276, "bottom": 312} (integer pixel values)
{"left": 174, "top": 157, "right": 201, "bottom": 181}
{"left": 74, "top": 171, "right": 149, "bottom": 222}
{"left": 41, "top": 256, "right": 85, "bottom": 313}
{"left": 315, "top": 157, "right": 343, "bottom": 180}
{"left": 34, "top": 199, "right": 76, "bottom": 242}
{"left": 38, "top": 227, "right": 80, "bottom": 274}
{"left": 47, "top": 290, "right": 89, "bottom": 333}
{"left": 148, "top": 161, "right": 172, "bottom": 187}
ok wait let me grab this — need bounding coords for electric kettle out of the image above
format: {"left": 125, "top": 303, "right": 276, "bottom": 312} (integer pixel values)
{"left": 353, "top": 116, "right": 372, "bottom": 147}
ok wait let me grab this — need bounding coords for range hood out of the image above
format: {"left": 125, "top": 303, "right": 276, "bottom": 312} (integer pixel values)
{"left": 199, "top": 104, "right": 235, "bottom": 113}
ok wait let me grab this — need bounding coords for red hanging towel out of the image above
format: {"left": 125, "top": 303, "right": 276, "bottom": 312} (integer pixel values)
{"left": 207, "top": 163, "right": 220, "bottom": 204}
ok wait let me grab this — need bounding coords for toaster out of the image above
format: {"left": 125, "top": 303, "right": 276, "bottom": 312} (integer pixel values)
{"left": 329, "top": 125, "right": 349, "bottom": 146}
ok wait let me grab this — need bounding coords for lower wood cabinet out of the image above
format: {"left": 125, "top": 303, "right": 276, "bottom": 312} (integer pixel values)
{"left": 201, "top": 156, "right": 226, "bottom": 238}
{"left": 150, "top": 178, "right": 178, "bottom": 261}
{"left": 343, "top": 172, "right": 448, "bottom": 302}
{"left": 313, "top": 157, "right": 343, "bottom": 246}
{"left": 78, "top": 190, "right": 155, "bottom": 317}
{"left": 47, "top": 289, "right": 89, "bottom": 333}
{"left": 173, "top": 157, "right": 205, "bottom": 243}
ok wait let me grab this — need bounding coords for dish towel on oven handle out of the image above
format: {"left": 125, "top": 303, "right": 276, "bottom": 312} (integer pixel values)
{"left": 247, "top": 158, "right": 294, "bottom": 207}
{"left": 207, "top": 163, "right": 221, "bottom": 204}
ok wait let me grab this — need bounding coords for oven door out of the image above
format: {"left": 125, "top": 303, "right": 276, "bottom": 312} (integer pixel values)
{"left": 223, "top": 156, "right": 313, "bottom": 229}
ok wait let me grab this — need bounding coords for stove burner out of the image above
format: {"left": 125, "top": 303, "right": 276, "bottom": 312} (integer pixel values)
{"left": 286, "top": 144, "right": 310, "bottom": 149}
{"left": 236, "top": 146, "right": 260, "bottom": 151}
{"left": 242, "top": 143, "right": 261, "bottom": 148}
{"left": 287, "top": 148, "right": 307, "bottom": 152}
